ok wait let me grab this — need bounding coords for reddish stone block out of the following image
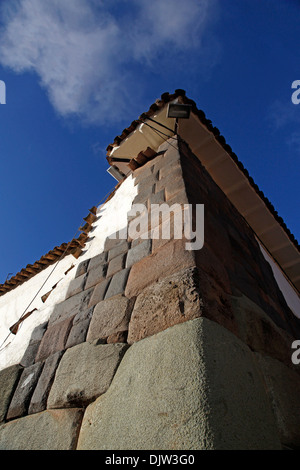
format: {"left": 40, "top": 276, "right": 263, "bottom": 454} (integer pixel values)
{"left": 125, "top": 239, "right": 196, "bottom": 298}
{"left": 127, "top": 267, "right": 203, "bottom": 343}
{"left": 87, "top": 295, "right": 135, "bottom": 342}
{"left": 35, "top": 317, "right": 74, "bottom": 362}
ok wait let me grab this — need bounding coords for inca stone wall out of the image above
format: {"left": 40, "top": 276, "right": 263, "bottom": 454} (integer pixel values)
{"left": 0, "top": 137, "right": 299, "bottom": 450}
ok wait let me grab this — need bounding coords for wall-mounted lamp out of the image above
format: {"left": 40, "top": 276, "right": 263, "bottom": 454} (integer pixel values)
{"left": 167, "top": 103, "right": 192, "bottom": 119}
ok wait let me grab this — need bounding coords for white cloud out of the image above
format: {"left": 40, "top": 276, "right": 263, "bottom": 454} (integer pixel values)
{"left": 0, "top": 0, "right": 217, "bottom": 124}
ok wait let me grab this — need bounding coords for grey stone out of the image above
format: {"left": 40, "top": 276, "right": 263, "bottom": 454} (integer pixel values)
{"left": 65, "top": 318, "right": 91, "bottom": 348}
{"left": 77, "top": 317, "right": 281, "bottom": 450}
{"left": 231, "top": 294, "right": 296, "bottom": 368}
{"left": 87, "top": 295, "right": 135, "bottom": 342}
{"left": 106, "top": 253, "right": 126, "bottom": 278}
{"left": 48, "top": 342, "right": 128, "bottom": 409}
{"left": 73, "top": 305, "right": 95, "bottom": 325}
{"left": 0, "top": 365, "right": 23, "bottom": 423}
{"left": 49, "top": 288, "right": 94, "bottom": 325}
{"left": 126, "top": 239, "right": 152, "bottom": 268}
{"left": 20, "top": 322, "right": 48, "bottom": 367}
{"left": 88, "top": 252, "right": 107, "bottom": 271}
{"left": 255, "top": 353, "right": 300, "bottom": 449}
{"left": 29, "top": 351, "right": 63, "bottom": 415}
{"left": 65, "top": 273, "right": 87, "bottom": 300}
{"left": 105, "top": 268, "right": 130, "bottom": 299}
{"left": 85, "top": 263, "right": 107, "bottom": 290}
{"left": 88, "top": 279, "right": 111, "bottom": 307}
{"left": 6, "top": 362, "right": 43, "bottom": 420}
{"left": 108, "top": 241, "right": 129, "bottom": 261}
{"left": 75, "top": 259, "right": 90, "bottom": 278}
{"left": 0, "top": 409, "right": 83, "bottom": 450}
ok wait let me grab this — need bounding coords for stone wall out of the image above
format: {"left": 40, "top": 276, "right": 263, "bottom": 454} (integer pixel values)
{"left": 0, "top": 137, "right": 299, "bottom": 450}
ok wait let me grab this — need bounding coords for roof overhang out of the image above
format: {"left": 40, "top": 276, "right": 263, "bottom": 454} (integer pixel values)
{"left": 106, "top": 91, "right": 300, "bottom": 293}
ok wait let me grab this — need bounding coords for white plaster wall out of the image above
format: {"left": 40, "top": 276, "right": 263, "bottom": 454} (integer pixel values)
{"left": 0, "top": 175, "right": 137, "bottom": 370}
{"left": 258, "top": 240, "right": 300, "bottom": 319}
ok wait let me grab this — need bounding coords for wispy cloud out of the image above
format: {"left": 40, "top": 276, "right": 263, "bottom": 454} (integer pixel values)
{"left": 0, "top": 0, "right": 218, "bottom": 124}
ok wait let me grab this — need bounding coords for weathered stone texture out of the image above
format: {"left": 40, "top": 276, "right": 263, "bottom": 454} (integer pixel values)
{"left": 29, "top": 351, "right": 63, "bottom": 415}
{"left": 49, "top": 287, "right": 94, "bottom": 325}
{"left": 20, "top": 322, "right": 48, "bottom": 367}
{"left": 106, "top": 253, "right": 126, "bottom": 277}
{"left": 0, "top": 365, "right": 23, "bottom": 423}
{"left": 104, "top": 268, "right": 130, "bottom": 299}
{"left": 87, "top": 295, "right": 135, "bottom": 342}
{"left": 125, "top": 239, "right": 152, "bottom": 268}
{"left": 6, "top": 362, "right": 43, "bottom": 420}
{"left": 77, "top": 318, "right": 280, "bottom": 450}
{"left": 255, "top": 353, "right": 300, "bottom": 449}
{"left": 125, "top": 239, "right": 196, "bottom": 298}
{"left": 0, "top": 409, "right": 83, "bottom": 450}
{"left": 48, "top": 341, "right": 128, "bottom": 409}
{"left": 231, "top": 294, "right": 297, "bottom": 368}
{"left": 128, "top": 267, "right": 202, "bottom": 343}
{"left": 35, "top": 316, "right": 74, "bottom": 362}
{"left": 65, "top": 273, "right": 87, "bottom": 300}
{"left": 85, "top": 263, "right": 107, "bottom": 290}
{"left": 88, "top": 279, "right": 111, "bottom": 307}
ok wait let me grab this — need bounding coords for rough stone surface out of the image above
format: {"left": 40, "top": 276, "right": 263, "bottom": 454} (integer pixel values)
{"left": 49, "top": 288, "right": 94, "bottom": 325}
{"left": 87, "top": 295, "right": 135, "bottom": 342}
{"left": 85, "top": 263, "right": 107, "bottom": 290}
{"left": 35, "top": 316, "right": 74, "bottom": 362}
{"left": 6, "top": 362, "right": 43, "bottom": 420}
{"left": 65, "top": 318, "right": 91, "bottom": 349}
{"left": 20, "top": 322, "right": 48, "bottom": 367}
{"left": 104, "top": 268, "right": 130, "bottom": 299}
{"left": 128, "top": 267, "right": 202, "bottom": 343}
{"left": 0, "top": 409, "right": 83, "bottom": 450}
{"left": 108, "top": 241, "right": 129, "bottom": 261}
{"left": 0, "top": 365, "right": 23, "bottom": 423}
{"left": 88, "top": 279, "right": 111, "bottom": 307}
{"left": 75, "top": 259, "right": 90, "bottom": 278}
{"left": 48, "top": 341, "right": 128, "bottom": 409}
{"left": 88, "top": 252, "right": 107, "bottom": 271}
{"left": 255, "top": 353, "right": 300, "bottom": 449}
{"left": 77, "top": 318, "right": 281, "bottom": 450}
{"left": 29, "top": 351, "right": 63, "bottom": 415}
{"left": 231, "top": 294, "right": 296, "bottom": 368}
{"left": 65, "top": 273, "right": 87, "bottom": 300}
{"left": 106, "top": 253, "right": 126, "bottom": 278}
{"left": 125, "top": 239, "right": 152, "bottom": 268}
{"left": 125, "top": 239, "right": 196, "bottom": 298}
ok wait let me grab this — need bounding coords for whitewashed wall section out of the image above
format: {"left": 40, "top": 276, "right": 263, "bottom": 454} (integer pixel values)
{"left": 0, "top": 175, "right": 137, "bottom": 370}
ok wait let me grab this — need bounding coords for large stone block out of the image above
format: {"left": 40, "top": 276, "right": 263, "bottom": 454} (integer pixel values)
{"left": 77, "top": 318, "right": 280, "bottom": 450}
{"left": 47, "top": 341, "right": 128, "bottom": 409}
{"left": 0, "top": 365, "right": 23, "bottom": 423}
{"left": 35, "top": 316, "right": 74, "bottom": 362}
{"left": 28, "top": 351, "right": 63, "bottom": 415}
{"left": 104, "top": 268, "right": 130, "bottom": 299}
{"left": 87, "top": 295, "right": 135, "bottom": 342}
{"left": 125, "top": 239, "right": 196, "bottom": 298}
{"left": 255, "top": 353, "right": 300, "bottom": 449}
{"left": 127, "top": 267, "right": 203, "bottom": 343}
{"left": 0, "top": 409, "right": 83, "bottom": 450}
{"left": 49, "top": 288, "right": 94, "bottom": 325}
{"left": 6, "top": 362, "right": 43, "bottom": 420}
{"left": 231, "top": 294, "right": 296, "bottom": 368}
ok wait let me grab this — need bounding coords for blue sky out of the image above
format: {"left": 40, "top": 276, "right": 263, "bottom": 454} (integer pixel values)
{"left": 0, "top": 0, "right": 299, "bottom": 284}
